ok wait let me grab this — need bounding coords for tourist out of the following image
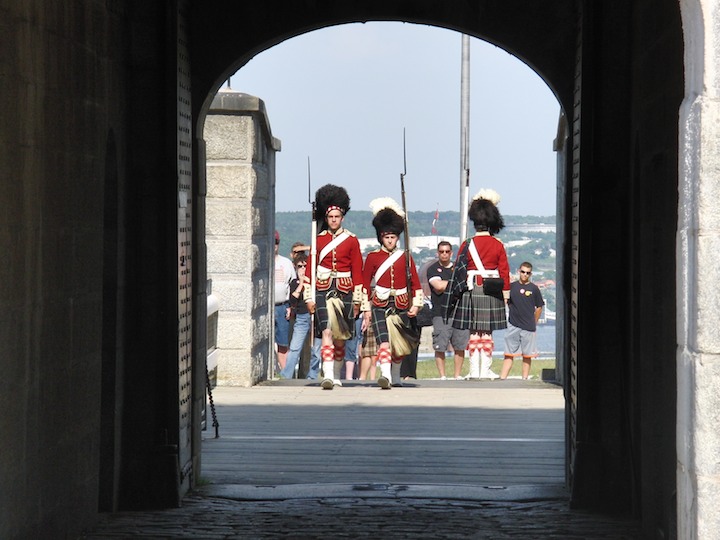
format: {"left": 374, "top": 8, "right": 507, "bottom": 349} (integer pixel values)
{"left": 500, "top": 262, "right": 545, "bottom": 380}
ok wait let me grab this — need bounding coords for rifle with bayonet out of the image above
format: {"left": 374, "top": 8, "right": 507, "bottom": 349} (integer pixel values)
{"left": 399, "top": 130, "right": 421, "bottom": 342}
{"left": 399, "top": 129, "right": 413, "bottom": 293}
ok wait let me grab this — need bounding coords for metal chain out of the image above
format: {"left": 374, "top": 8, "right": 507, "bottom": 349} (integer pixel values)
{"left": 206, "top": 367, "right": 219, "bottom": 438}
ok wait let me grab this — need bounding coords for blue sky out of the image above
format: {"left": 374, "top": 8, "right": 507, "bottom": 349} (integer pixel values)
{"left": 229, "top": 22, "right": 560, "bottom": 217}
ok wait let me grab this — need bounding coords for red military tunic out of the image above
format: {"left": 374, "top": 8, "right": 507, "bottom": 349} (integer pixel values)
{"left": 305, "top": 228, "right": 364, "bottom": 299}
{"left": 363, "top": 247, "right": 422, "bottom": 310}
{"left": 458, "top": 232, "right": 511, "bottom": 293}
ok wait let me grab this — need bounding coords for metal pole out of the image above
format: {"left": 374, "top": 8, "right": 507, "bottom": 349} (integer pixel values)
{"left": 307, "top": 158, "right": 316, "bottom": 342}
{"left": 459, "top": 34, "right": 471, "bottom": 242}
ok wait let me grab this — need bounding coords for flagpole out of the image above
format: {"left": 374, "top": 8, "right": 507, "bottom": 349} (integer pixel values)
{"left": 459, "top": 34, "right": 471, "bottom": 242}
{"left": 307, "top": 158, "right": 316, "bottom": 352}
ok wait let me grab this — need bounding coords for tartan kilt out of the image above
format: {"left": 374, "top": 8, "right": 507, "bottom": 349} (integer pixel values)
{"left": 450, "top": 286, "right": 507, "bottom": 332}
{"left": 370, "top": 300, "right": 419, "bottom": 354}
{"left": 360, "top": 324, "right": 378, "bottom": 358}
{"left": 314, "top": 283, "right": 355, "bottom": 339}
{"left": 370, "top": 304, "right": 393, "bottom": 345}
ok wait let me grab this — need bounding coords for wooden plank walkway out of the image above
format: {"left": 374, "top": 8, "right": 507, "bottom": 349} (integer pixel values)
{"left": 200, "top": 380, "right": 565, "bottom": 489}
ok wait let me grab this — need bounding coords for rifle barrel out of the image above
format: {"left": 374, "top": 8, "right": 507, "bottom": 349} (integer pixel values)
{"left": 400, "top": 130, "right": 412, "bottom": 294}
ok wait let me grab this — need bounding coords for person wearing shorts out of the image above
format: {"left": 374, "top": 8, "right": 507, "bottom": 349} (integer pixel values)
{"left": 273, "top": 230, "right": 296, "bottom": 372}
{"left": 358, "top": 324, "right": 378, "bottom": 381}
{"left": 500, "top": 262, "right": 545, "bottom": 380}
{"left": 342, "top": 316, "right": 363, "bottom": 380}
{"left": 427, "top": 241, "right": 469, "bottom": 379}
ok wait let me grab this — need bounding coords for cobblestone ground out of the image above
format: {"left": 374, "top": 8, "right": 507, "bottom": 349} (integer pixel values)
{"left": 79, "top": 494, "right": 641, "bottom": 539}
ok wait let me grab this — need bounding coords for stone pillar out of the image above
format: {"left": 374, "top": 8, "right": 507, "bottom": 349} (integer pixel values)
{"left": 205, "top": 91, "right": 280, "bottom": 386}
{"left": 677, "top": 1, "right": 720, "bottom": 537}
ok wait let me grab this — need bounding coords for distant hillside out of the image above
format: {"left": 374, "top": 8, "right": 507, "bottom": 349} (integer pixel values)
{"left": 276, "top": 210, "right": 555, "bottom": 248}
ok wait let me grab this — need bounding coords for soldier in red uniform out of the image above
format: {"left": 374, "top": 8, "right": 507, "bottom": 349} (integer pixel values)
{"left": 445, "top": 189, "right": 510, "bottom": 379}
{"left": 304, "top": 184, "right": 364, "bottom": 390}
{"left": 362, "top": 198, "right": 423, "bottom": 389}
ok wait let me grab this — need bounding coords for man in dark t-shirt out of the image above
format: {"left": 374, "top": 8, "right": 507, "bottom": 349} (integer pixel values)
{"left": 500, "top": 261, "right": 545, "bottom": 380}
{"left": 427, "top": 241, "right": 469, "bottom": 379}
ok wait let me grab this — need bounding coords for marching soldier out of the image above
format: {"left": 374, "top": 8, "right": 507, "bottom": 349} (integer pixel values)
{"left": 362, "top": 198, "right": 423, "bottom": 389}
{"left": 304, "top": 184, "right": 364, "bottom": 390}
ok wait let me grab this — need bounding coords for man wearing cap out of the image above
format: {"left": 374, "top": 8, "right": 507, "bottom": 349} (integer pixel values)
{"left": 274, "top": 230, "right": 296, "bottom": 373}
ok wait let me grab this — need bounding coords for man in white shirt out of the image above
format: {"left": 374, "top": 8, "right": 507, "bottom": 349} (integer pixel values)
{"left": 274, "top": 230, "right": 296, "bottom": 372}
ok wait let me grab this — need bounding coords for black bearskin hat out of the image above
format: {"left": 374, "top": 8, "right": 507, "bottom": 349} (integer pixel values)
{"left": 370, "top": 197, "right": 405, "bottom": 243}
{"left": 315, "top": 184, "right": 350, "bottom": 231}
{"left": 468, "top": 188, "right": 504, "bottom": 235}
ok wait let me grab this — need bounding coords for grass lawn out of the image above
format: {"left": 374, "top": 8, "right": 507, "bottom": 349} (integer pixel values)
{"left": 413, "top": 356, "right": 556, "bottom": 380}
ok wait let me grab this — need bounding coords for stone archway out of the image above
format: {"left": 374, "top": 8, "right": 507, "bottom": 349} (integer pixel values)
{"left": 676, "top": 2, "right": 720, "bottom": 538}
{"left": 3, "top": 0, "right": 716, "bottom": 537}
{"left": 188, "top": 2, "right": 696, "bottom": 538}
